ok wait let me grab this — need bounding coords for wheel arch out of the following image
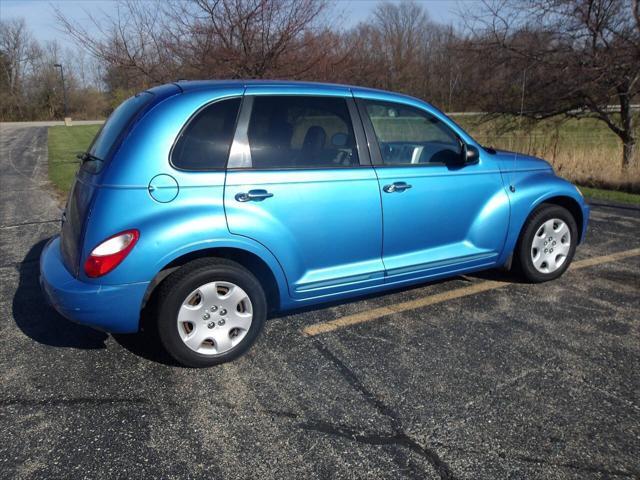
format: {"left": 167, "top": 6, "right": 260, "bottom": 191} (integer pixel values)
{"left": 500, "top": 175, "right": 588, "bottom": 268}
{"left": 142, "top": 246, "right": 286, "bottom": 315}
{"left": 534, "top": 195, "right": 584, "bottom": 243}
{"left": 509, "top": 194, "right": 584, "bottom": 266}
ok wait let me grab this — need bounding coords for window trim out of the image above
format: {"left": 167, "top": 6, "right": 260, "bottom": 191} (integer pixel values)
{"left": 356, "top": 98, "right": 466, "bottom": 169}
{"left": 169, "top": 95, "right": 243, "bottom": 172}
{"left": 226, "top": 94, "right": 372, "bottom": 171}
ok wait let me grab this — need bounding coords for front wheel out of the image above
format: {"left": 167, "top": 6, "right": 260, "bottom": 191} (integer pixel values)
{"left": 156, "top": 258, "right": 267, "bottom": 367}
{"left": 515, "top": 204, "right": 578, "bottom": 283}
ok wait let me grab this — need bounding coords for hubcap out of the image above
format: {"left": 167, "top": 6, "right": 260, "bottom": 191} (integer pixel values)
{"left": 177, "top": 281, "right": 253, "bottom": 355}
{"left": 531, "top": 218, "right": 571, "bottom": 274}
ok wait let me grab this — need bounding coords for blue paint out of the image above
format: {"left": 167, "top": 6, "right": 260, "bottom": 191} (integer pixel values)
{"left": 40, "top": 80, "right": 590, "bottom": 333}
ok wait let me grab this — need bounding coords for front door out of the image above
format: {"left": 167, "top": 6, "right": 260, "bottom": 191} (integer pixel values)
{"left": 356, "top": 95, "right": 510, "bottom": 283}
{"left": 224, "top": 88, "right": 384, "bottom": 300}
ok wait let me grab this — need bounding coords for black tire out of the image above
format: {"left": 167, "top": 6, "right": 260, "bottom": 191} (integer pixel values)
{"left": 515, "top": 203, "right": 578, "bottom": 283}
{"left": 156, "top": 258, "right": 266, "bottom": 367}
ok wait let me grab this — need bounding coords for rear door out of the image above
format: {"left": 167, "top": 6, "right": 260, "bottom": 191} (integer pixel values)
{"left": 356, "top": 93, "right": 510, "bottom": 282}
{"left": 224, "top": 86, "right": 384, "bottom": 300}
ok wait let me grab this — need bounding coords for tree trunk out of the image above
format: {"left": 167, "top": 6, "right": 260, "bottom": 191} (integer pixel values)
{"left": 622, "top": 137, "right": 637, "bottom": 172}
{"left": 618, "top": 87, "right": 636, "bottom": 172}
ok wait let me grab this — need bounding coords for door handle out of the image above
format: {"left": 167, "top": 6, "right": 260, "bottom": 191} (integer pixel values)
{"left": 235, "top": 189, "right": 274, "bottom": 202}
{"left": 383, "top": 182, "right": 412, "bottom": 193}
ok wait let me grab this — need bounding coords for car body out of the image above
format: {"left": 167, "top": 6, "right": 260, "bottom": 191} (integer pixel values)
{"left": 40, "top": 80, "right": 589, "bottom": 365}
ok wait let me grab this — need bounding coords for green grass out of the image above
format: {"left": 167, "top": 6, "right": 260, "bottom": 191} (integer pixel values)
{"left": 580, "top": 186, "right": 640, "bottom": 205}
{"left": 48, "top": 125, "right": 101, "bottom": 192}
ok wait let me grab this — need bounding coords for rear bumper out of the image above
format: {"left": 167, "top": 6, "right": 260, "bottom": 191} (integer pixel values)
{"left": 39, "top": 236, "right": 148, "bottom": 333}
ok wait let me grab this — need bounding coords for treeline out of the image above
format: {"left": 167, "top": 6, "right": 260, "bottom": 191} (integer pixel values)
{"left": 52, "top": 1, "right": 471, "bottom": 111}
{"left": 0, "top": 19, "right": 109, "bottom": 121}
{"left": 1, "top": 0, "right": 639, "bottom": 169}
{"left": 2, "top": 1, "right": 462, "bottom": 122}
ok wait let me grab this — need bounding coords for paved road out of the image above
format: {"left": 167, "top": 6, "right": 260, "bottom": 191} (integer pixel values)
{"left": 1, "top": 124, "right": 639, "bottom": 479}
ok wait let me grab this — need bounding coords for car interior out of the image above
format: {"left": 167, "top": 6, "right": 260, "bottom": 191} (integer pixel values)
{"left": 248, "top": 97, "right": 359, "bottom": 169}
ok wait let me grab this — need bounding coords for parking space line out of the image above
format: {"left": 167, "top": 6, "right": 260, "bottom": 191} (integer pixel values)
{"left": 302, "top": 248, "right": 640, "bottom": 337}
{"left": 570, "top": 248, "right": 640, "bottom": 269}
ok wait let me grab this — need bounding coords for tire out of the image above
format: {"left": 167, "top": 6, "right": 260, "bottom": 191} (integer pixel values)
{"left": 156, "top": 258, "right": 267, "bottom": 367}
{"left": 515, "top": 203, "right": 578, "bottom": 283}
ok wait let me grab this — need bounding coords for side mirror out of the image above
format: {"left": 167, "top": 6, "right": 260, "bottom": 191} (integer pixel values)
{"left": 463, "top": 144, "right": 480, "bottom": 164}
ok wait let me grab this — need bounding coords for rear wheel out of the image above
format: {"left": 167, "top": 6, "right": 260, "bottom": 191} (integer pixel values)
{"left": 515, "top": 204, "right": 578, "bottom": 283}
{"left": 156, "top": 258, "right": 266, "bottom": 367}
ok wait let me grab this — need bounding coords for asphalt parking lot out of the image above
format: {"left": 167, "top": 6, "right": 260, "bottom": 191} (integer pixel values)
{"left": 1, "top": 124, "right": 639, "bottom": 480}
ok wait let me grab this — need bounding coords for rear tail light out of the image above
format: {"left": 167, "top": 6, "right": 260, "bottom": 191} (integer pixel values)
{"left": 84, "top": 229, "right": 139, "bottom": 278}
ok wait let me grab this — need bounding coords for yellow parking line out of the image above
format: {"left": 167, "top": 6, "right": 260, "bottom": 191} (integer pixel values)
{"left": 570, "top": 247, "right": 640, "bottom": 269}
{"left": 302, "top": 248, "right": 640, "bottom": 337}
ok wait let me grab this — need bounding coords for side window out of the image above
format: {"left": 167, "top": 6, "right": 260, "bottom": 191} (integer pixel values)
{"left": 247, "top": 96, "right": 359, "bottom": 169}
{"left": 172, "top": 97, "right": 241, "bottom": 170}
{"left": 89, "top": 92, "right": 153, "bottom": 161}
{"left": 363, "top": 100, "right": 462, "bottom": 166}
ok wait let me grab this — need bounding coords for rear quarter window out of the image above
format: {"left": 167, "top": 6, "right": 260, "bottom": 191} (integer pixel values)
{"left": 171, "top": 98, "right": 241, "bottom": 170}
{"left": 88, "top": 92, "right": 154, "bottom": 164}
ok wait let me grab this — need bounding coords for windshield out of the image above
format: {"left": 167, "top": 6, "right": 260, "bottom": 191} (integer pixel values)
{"left": 88, "top": 92, "right": 153, "bottom": 161}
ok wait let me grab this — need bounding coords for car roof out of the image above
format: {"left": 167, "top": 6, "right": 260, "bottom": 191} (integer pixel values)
{"left": 169, "top": 79, "right": 413, "bottom": 100}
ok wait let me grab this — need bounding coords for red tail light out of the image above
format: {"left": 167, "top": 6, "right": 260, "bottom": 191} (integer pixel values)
{"left": 84, "top": 229, "right": 139, "bottom": 278}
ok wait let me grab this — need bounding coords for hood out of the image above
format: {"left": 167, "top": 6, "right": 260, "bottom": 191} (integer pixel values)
{"left": 488, "top": 148, "right": 553, "bottom": 172}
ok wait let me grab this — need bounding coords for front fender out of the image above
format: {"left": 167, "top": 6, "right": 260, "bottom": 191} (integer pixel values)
{"left": 501, "top": 171, "right": 588, "bottom": 262}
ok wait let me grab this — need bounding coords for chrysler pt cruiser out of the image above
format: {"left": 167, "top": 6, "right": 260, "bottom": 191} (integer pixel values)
{"left": 40, "top": 81, "right": 589, "bottom": 367}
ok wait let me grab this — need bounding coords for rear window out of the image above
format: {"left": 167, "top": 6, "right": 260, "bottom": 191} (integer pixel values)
{"left": 88, "top": 92, "right": 153, "bottom": 161}
{"left": 171, "top": 98, "right": 241, "bottom": 170}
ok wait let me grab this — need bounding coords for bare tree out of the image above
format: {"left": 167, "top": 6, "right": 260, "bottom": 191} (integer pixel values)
{"left": 372, "top": 1, "right": 430, "bottom": 91}
{"left": 340, "top": 0, "right": 463, "bottom": 109}
{"left": 171, "top": 0, "right": 330, "bottom": 78}
{"left": 55, "top": 0, "right": 177, "bottom": 90}
{"left": 466, "top": 0, "right": 640, "bottom": 170}
{"left": 0, "top": 18, "right": 39, "bottom": 118}
{"left": 55, "top": 0, "right": 331, "bottom": 90}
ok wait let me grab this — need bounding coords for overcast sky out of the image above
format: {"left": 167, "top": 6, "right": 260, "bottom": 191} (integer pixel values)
{"left": 2, "top": 0, "right": 471, "bottom": 49}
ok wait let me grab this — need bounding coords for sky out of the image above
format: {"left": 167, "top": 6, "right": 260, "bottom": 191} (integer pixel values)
{"left": 1, "top": 0, "right": 471, "bottom": 49}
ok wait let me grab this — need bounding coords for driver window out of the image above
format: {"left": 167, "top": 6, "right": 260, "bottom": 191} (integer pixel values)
{"left": 363, "top": 100, "right": 462, "bottom": 166}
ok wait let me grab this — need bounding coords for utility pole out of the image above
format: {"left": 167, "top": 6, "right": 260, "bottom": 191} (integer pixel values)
{"left": 53, "top": 63, "right": 69, "bottom": 120}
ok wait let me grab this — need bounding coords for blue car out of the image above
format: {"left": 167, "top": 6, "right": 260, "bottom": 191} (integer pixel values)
{"left": 40, "top": 81, "right": 589, "bottom": 367}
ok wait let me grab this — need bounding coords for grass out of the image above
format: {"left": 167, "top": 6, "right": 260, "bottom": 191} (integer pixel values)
{"left": 48, "top": 124, "right": 101, "bottom": 193}
{"left": 47, "top": 121, "right": 639, "bottom": 205}
{"left": 579, "top": 186, "right": 640, "bottom": 205}
{"left": 453, "top": 114, "right": 640, "bottom": 192}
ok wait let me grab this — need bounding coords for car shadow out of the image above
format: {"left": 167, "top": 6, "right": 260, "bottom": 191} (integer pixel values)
{"left": 468, "top": 267, "right": 528, "bottom": 284}
{"left": 111, "top": 309, "right": 180, "bottom": 367}
{"left": 13, "top": 238, "right": 108, "bottom": 349}
{"left": 12, "top": 238, "right": 184, "bottom": 366}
